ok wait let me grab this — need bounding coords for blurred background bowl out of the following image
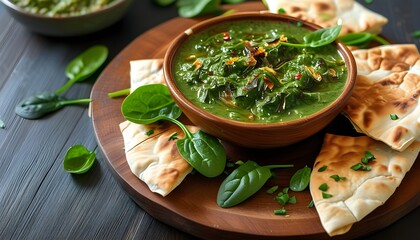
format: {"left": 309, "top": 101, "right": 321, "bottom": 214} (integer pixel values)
{"left": 164, "top": 12, "right": 357, "bottom": 149}
{"left": 0, "top": 0, "right": 133, "bottom": 37}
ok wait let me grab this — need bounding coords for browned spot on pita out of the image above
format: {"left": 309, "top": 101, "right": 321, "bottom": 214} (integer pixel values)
{"left": 289, "top": 6, "right": 303, "bottom": 12}
{"left": 391, "top": 126, "right": 408, "bottom": 143}
{"left": 390, "top": 164, "right": 403, "bottom": 175}
{"left": 314, "top": 2, "right": 331, "bottom": 11}
{"left": 362, "top": 111, "right": 374, "bottom": 128}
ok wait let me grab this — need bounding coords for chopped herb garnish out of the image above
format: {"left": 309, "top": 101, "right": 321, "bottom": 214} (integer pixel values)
{"left": 364, "top": 0, "right": 373, "bottom": 4}
{"left": 278, "top": 7, "right": 286, "bottom": 14}
{"left": 168, "top": 132, "right": 178, "bottom": 140}
{"left": 322, "top": 192, "right": 333, "bottom": 199}
{"left": 275, "top": 192, "right": 290, "bottom": 205}
{"left": 274, "top": 208, "right": 287, "bottom": 215}
{"left": 412, "top": 30, "right": 420, "bottom": 38}
{"left": 145, "top": 129, "right": 154, "bottom": 136}
{"left": 361, "top": 150, "right": 375, "bottom": 164}
{"left": 0, "top": 119, "right": 5, "bottom": 129}
{"left": 266, "top": 185, "right": 279, "bottom": 194}
{"left": 288, "top": 196, "right": 297, "bottom": 204}
{"left": 319, "top": 183, "right": 328, "bottom": 191}
{"left": 274, "top": 187, "right": 296, "bottom": 205}
{"left": 363, "top": 165, "right": 372, "bottom": 171}
{"left": 296, "top": 21, "right": 303, "bottom": 27}
{"left": 351, "top": 163, "right": 363, "bottom": 170}
{"left": 318, "top": 165, "right": 328, "bottom": 172}
{"left": 307, "top": 199, "right": 314, "bottom": 208}
{"left": 351, "top": 163, "right": 371, "bottom": 171}
{"left": 390, "top": 114, "right": 399, "bottom": 120}
{"left": 330, "top": 174, "right": 346, "bottom": 182}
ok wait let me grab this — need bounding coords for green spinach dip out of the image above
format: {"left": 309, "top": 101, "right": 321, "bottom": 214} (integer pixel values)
{"left": 174, "top": 20, "right": 347, "bottom": 123}
{"left": 10, "top": 0, "right": 116, "bottom": 17}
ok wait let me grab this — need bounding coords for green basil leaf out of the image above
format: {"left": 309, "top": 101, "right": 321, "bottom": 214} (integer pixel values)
{"left": 217, "top": 160, "right": 272, "bottom": 208}
{"left": 289, "top": 165, "right": 311, "bottom": 191}
{"left": 303, "top": 25, "right": 342, "bottom": 47}
{"left": 121, "top": 84, "right": 182, "bottom": 124}
{"left": 63, "top": 145, "right": 97, "bottom": 174}
{"left": 176, "top": 130, "right": 226, "bottom": 178}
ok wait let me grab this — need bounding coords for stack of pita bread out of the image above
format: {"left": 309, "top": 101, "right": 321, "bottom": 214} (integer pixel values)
{"left": 264, "top": 0, "right": 419, "bottom": 236}
{"left": 119, "top": 59, "right": 199, "bottom": 197}
{"left": 310, "top": 44, "right": 420, "bottom": 236}
{"left": 311, "top": 44, "right": 420, "bottom": 236}
{"left": 117, "top": 1, "right": 419, "bottom": 237}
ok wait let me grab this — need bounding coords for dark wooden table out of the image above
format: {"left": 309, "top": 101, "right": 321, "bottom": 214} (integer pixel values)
{"left": 0, "top": 1, "right": 418, "bottom": 239}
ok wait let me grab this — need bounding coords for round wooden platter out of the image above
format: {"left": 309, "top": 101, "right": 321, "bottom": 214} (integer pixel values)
{"left": 90, "top": 2, "right": 419, "bottom": 239}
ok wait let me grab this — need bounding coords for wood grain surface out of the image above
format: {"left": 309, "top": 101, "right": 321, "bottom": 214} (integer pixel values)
{"left": 91, "top": 2, "right": 420, "bottom": 239}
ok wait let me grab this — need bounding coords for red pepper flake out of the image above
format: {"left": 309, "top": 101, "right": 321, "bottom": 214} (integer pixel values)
{"left": 263, "top": 77, "right": 274, "bottom": 90}
{"left": 294, "top": 73, "right": 302, "bottom": 80}
{"left": 223, "top": 32, "right": 231, "bottom": 41}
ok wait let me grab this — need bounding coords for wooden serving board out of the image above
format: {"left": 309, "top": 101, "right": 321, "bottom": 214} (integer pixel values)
{"left": 90, "top": 2, "right": 419, "bottom": 239}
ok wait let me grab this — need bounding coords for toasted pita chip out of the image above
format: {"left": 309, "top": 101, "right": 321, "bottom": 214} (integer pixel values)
{"left": 120, "top": 121, "right": 199, "bottom": 196}
{"left": 343, "top": 44, "right": 420, "bottom": 151}
{"left": 310, "top": 134, "right": 420, "bottom": 236}
{"left": 264, "top": 0, "right": 388, "bottom": 35}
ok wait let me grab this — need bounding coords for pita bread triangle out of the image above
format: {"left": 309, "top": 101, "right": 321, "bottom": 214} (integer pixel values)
{"left": 343, "top": 44, "right": 420, "bottom": 151}
{"left": 310, "top": 134, "right": 420, "bottom": 236}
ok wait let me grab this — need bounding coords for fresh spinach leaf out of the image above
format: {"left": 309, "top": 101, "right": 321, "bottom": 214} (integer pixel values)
{"left": 121, "top": 84, "right": 182, "bottom": 124}
{"left": 15, "top": 92, "right": 91, "bottom": 119}
{"left": 15, "top": 45, "right": 107, "bottom": 119}
{"left": 303, "top": 25, "right": 342, "bottom": 47}
{"left": 413, "top": 30, "right": 420, "bottom": 38}
{"left": 338, "top": 32, "right": 390, "bottom": 48}
{"left": 177, "top": 0, "right": 221, "bottom": 18}
{"left": 177, "top": 130, "right": 226, "bottom": 177}
{"left": 279, "top": 25, "right": 342, "bottom": 48}
{"left": 63, "top": 145, "right": 97, "bottom": 174}
{"left": 121, "top": 84, "right": 226, "bottom": 178}
{"left": 217, "top": 160, "right": 293, "bottom": 208}
{"left": 56, "top": 45, "right": 108, "bottom": 94}
{"left": 289, "top": 165, "right": 311, "bottom": 191}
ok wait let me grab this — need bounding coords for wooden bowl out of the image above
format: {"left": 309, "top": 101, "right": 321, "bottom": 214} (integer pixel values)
{"left": 164, "top": 12, "right": 356, "bottom": 149}
{"left": 0, "top": 0, "right": 133, "bottom": 36}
